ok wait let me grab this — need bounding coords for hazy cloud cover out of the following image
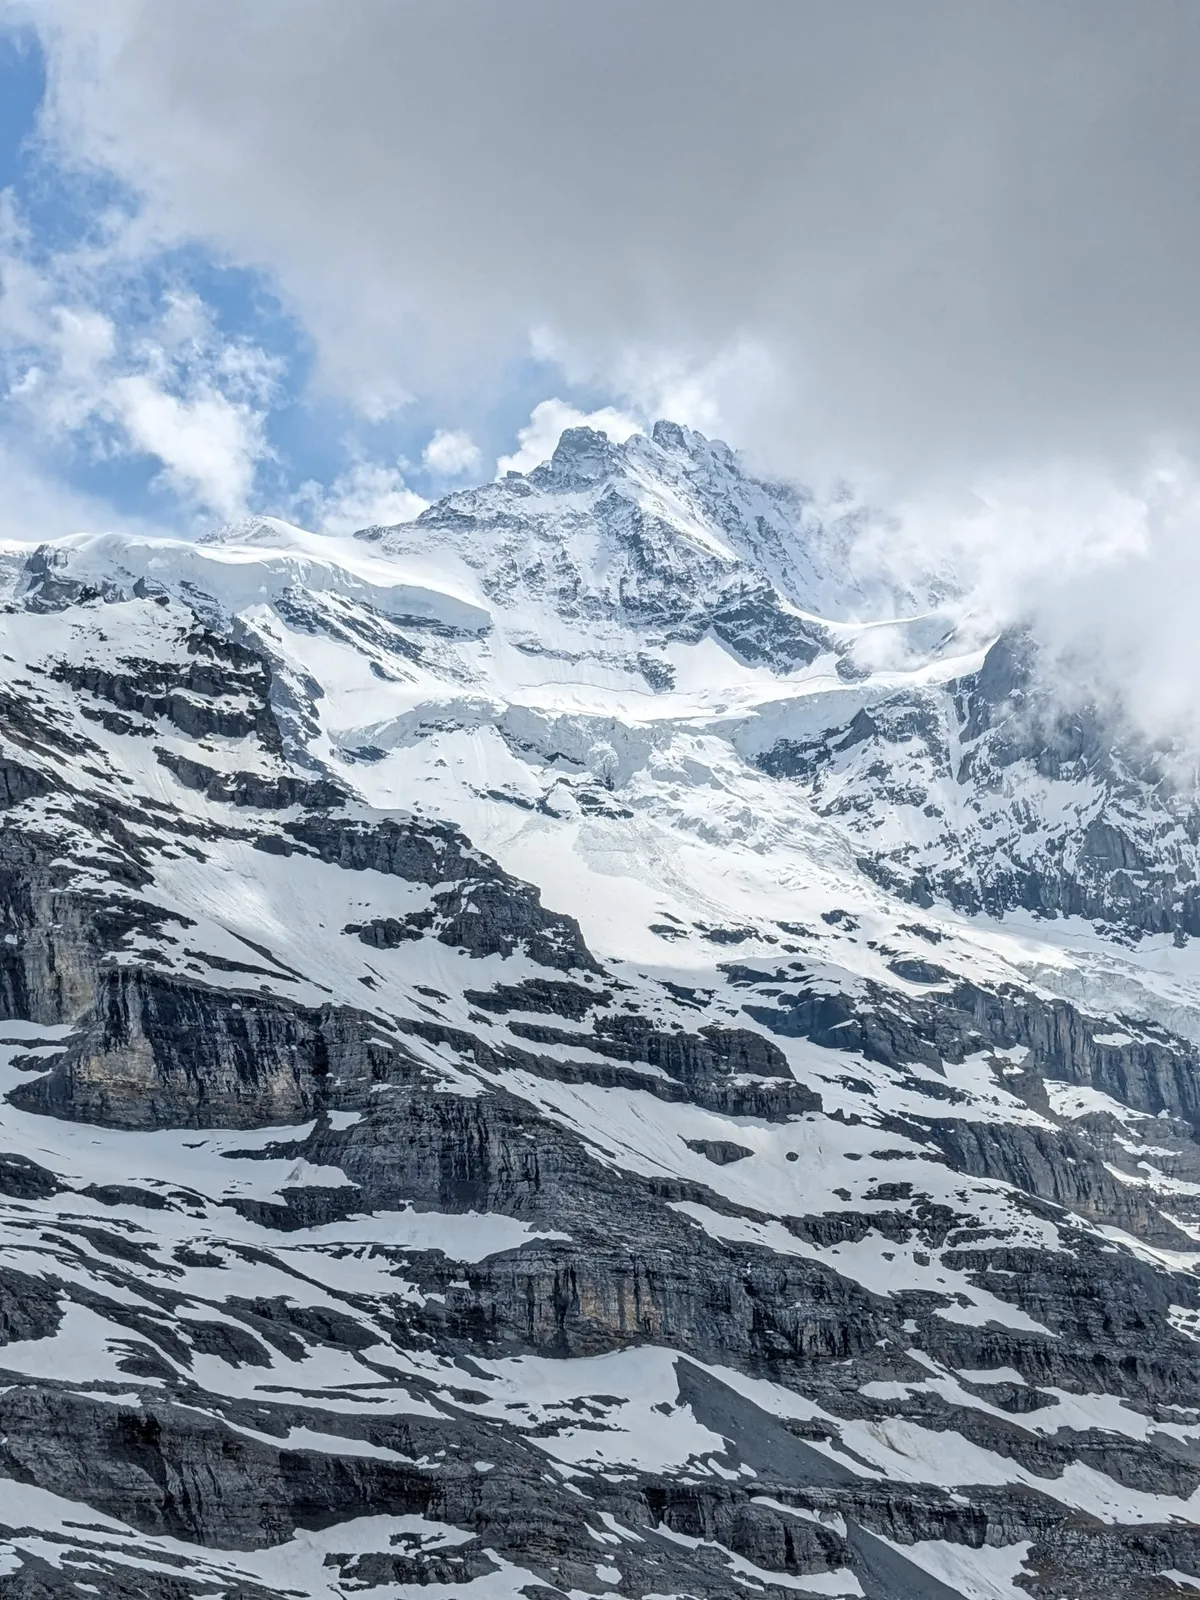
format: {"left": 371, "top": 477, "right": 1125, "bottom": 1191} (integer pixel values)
{"left": 7, "top": 2, "right": 1200, "bottom": 738}
{"left": 26, "top": 0, "right": 1200, "bottom": 484}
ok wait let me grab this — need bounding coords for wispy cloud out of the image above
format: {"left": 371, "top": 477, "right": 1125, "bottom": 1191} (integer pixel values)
{"left": 0, "top": 204, "right": 280, "bottom": 522}
{"left": 292, "top": 456, "right": 426, "bottom": 535}
{"left": 422, "top": 427, "right": 480, "bottom": 478}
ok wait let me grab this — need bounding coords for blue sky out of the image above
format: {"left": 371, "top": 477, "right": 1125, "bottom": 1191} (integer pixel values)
{"left": 0, "top": 23, "right": 637, "bottom": 540}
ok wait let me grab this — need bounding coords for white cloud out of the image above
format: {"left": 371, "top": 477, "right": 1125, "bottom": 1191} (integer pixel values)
{"left": 351, "top": 379, "right": 415, "bottom": 425}
{"left": 49, "top": 304, "right": 115, "bottom": 383}
{"left": 294, "top": 458, "right": 427, "bottom": 536}
{"left": 39, "top": 2, "right": 1200, "bottom": 491}
{"left": 0, "top": 212, "right": 278, "bottom": 521}
{"left": 109, "top": 373, "right": 266, "bottom": 521}
{"left": 496, "top": 398, "right": 641, "bottom": 478}
{"left": 852, "top": 450, "right": 1200, "bottom": 755}
{"left": 422, "top": 427, "right": 481, "bottom": 478}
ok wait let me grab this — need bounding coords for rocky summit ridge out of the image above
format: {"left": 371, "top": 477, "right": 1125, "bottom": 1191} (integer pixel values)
{"left": 1, "top": 422, "right": 1200, "bottom": 1598}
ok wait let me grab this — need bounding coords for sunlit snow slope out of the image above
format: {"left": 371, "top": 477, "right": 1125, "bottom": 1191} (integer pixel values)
{"left": 2, "top": 421, "right": 1200, "bottom": 1600}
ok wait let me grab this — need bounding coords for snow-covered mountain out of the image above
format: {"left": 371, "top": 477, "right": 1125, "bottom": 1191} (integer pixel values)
{"left": 2, "top": 421, "right": 1200, "bottom": 1599}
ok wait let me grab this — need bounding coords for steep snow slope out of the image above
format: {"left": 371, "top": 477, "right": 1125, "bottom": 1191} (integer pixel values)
{"left": 1, "top": 423, "right": 1200, "bottom": 1599}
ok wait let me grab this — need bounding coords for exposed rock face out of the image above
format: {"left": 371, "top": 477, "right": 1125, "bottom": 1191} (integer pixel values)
{"left": 49, "top": 627, "right": 283, "bottom": 750}
{"left": 11, "top": 969, "right": 371, "bottom": 1129}
{"left": 3, "top": 435, "right": 1200, "bottom": 1598}
{"left": 278, "top": 812, "right": 600, "bottom": 970}
{"left": 155, "top": 749, "right": 345, "bottom": 810}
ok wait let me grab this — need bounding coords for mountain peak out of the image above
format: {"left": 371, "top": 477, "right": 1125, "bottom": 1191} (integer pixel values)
{"left": 650, "top": 417, "right": 689, "bottom": 452}
{"left": 369, "top": 415, "right": 919, "bottom": 635}
{"left": 532, "top": 417, "right": 740, "bottom": 495}
{"left": 198, "top": 513, "right": 315, "bottom": 548}
{"left": 539, "top": 423, "right": 625, "bottom": 486}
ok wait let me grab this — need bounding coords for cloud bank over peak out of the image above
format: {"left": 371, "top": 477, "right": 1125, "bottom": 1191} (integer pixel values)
{"left": 28, "top": 0, "right": 1200, "bottom": 488}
